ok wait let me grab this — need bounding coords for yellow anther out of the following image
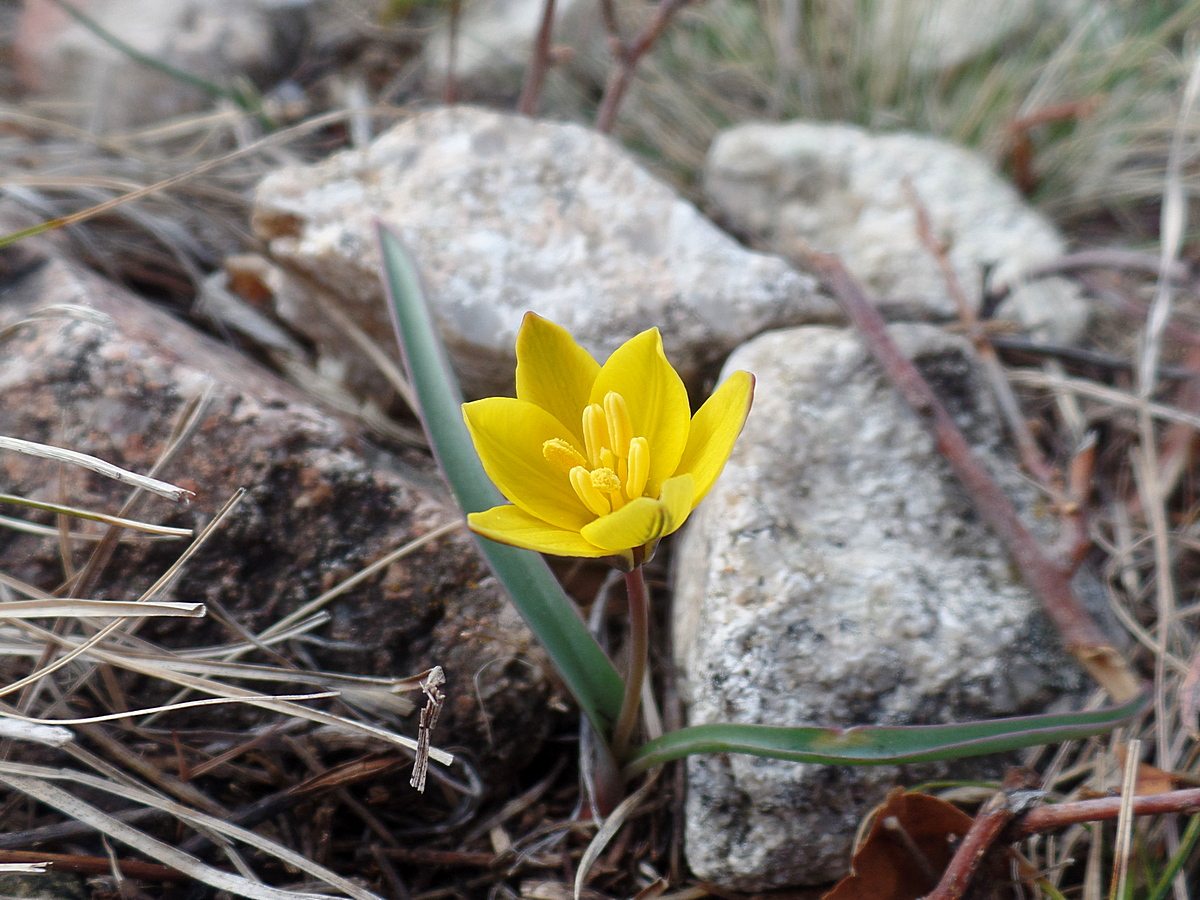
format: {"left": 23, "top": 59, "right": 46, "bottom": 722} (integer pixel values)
{"left": 570, "top": 465, "right": 611, "bottom": 518}
{"left": 603, "top": 392, "right": 633, "bottom": 457}
{"left": 626, "top": 436, "right": 649, "bottom": 499}
{"left": 542, "top": 438, "right": 587, "bottom": 473}
{"left": 600, "top": 447, "right": 617, "bottom": 472}
{"left": 591, "top": 467, "right": 621, "bottom": 494}
{"left": 582, "top": 404, "right": 606, "bottom": 467}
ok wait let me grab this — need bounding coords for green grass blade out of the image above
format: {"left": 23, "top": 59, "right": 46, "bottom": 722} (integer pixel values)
{"left": 622, "top": 688, "right": 1149, "bottom": 778}
{"left": 376, "top": 224, "right": 625, "bottom": 735}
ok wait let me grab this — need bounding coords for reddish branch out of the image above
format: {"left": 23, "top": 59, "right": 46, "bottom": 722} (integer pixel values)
{"left": 905, "top": 183, "right": 1092, "bottom": 568}
{"left": 1011, "top": 787, "right": 1200, "bottom": 838}
{"left": 924, "top": 771, "right": 1041, "bottom": 900}
{"left": 595, "top": 0, "right": 695, "bottom": 133}
{"left": 518, "top": 0, "right": 558, "bottom": 115}
{"left": 802, "top": 250, "right": 1140, "bottom": 701}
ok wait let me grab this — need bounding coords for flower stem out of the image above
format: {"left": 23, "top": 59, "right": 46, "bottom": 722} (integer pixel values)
{"left": 611, "top": 564, "right": 649, "bottom": 762}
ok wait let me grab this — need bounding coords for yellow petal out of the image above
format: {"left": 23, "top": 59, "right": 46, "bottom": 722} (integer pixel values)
{"left": 579, "top": 474, "right": 695, "bottom": 552}
{"left": 515, "top": 312, "right": 600, "bottom": 448}
{"left": 463, "top": 397, "right": 591, "bottom": 531}
{"left": 675, "top": 370, "right": 754, "bottom": 506}
{"left": 468, "top": 506, "right": 612, "bottom": 557}
{"left": 658, "top": 473, "right": 696, "bottom": 531}
{"left": 590, "top": 328, "right": 690, "bottom": 496}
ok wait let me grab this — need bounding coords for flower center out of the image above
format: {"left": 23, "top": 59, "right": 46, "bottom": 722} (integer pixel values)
{"left": 542, "top": 391, "right": 650, "bottom": 518}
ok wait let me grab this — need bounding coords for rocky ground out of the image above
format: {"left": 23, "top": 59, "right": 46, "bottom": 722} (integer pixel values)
{"left": 1, "top": 2, "right": 1199, "bottom": 899}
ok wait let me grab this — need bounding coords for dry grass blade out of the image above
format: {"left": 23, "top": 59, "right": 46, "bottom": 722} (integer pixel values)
{"left": 0, "top": 495, "right": 192, "bottom": 537}
{"left": 0, "top": 771, "right": 369, "bottom": 900}
{"left": 574, "top": 771, "right": 660, "bottom": 900}
{"left": 8, "top": 613, "right": 452, "bottom": 762}
{"left": 0, "top": 438, "right": 193, "bottom": 503}
{"left": 2, "top": 692, "right": 340, "bottom": 727}
{"left": 0, "top": 491, "right": 244, "bottom": 700}
{"left": 0, "top": 305, "right": 115, "bottom": 344}
{"left": 1006, "top": 370, "right": 1200, "bottom": 430}
{"left": 0, "top": 514, "right": 182, "bottom": 541}
{"left": 0, "top": 720, "right": 72, "bottom": 746}
{"left": 0, "top": 600, "right": 204, "bottom": 619}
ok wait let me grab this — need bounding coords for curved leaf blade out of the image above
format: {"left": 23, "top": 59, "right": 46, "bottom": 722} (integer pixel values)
{"left": 622, "top": 688, "right": 1149, "bottom": 778}
{"left": 377, "top": 224, "right": 625, "bottom": 734}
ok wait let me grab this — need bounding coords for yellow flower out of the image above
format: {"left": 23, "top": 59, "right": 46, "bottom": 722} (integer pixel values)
{"left": 462, "top": 312, "right": 754, "bottom": 569}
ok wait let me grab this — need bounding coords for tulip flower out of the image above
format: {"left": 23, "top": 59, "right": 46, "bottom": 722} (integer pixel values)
{"left": 462, "top": 312, "right": 754, "bottom": 571}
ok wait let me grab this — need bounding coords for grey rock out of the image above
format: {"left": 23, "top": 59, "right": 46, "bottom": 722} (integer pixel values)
{"left": 704, "top": 120, "right": 1088, "bottom": 339}
{"left": 0, "top": 257, "right": 554, "bottom": 777}
{"left": 673, "top": 324, "right": 1083, "bottom": 888}
{"left": 0, "top": 872, "right": 86, "bottom": 900}
{"left": 15, "top": 0, "right": 307, "bottom": 129}
{"left": 252, "top": 106, "right": 833, "bottom": 401}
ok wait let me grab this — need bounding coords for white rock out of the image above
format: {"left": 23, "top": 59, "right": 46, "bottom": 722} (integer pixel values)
{"left": 253, "top": 106, "right": 832, "bottom": 400}
{"left": 704, "top": 121, "right": 1088, "bottom": 339}
{"left": 673, "top": 324, "right": 1083, "bottom": 889}
{"left": 15, "top": 0, "right": 306, "bottom": 129}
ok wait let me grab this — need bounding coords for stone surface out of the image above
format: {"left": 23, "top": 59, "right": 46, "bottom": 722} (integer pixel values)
{"left": 703, "top": 120, "right": 1088, "bottom": 340}
{"left": 15, "top": 0, "right": 307, "bottom": 129}
{"left": 252, "top": 105, "right": 833, "bottom": 402}
{"left": 673, "top": 324, "right": 1084, "bottom": 889}
{"left": 0, "top": 257, "right": 555, "bottom": 776}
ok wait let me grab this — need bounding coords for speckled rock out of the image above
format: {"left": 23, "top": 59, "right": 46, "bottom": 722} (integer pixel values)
{"left": 673, "top": 324, "right": 1083, "bottom": 889}
{"left": 252, "top": 106, "right": 833, "bottom": 402}
{"left": 0, "top": 257, "right": 554, "bottom": 776}
{"left": 704, "top": 120, "right": 1088, "bottom": 341}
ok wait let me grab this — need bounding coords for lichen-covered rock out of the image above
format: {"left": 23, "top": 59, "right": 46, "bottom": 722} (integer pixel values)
{"left": 252, "top": 106, "right": 832, "bottom": 402}
{"left": 673, "top": 324, "right": 1083, "bottom": 888}
{"left": 704, "top": 120, "right": 1088, "bottom": 341}
{"left": 0, "top": 257, "right": 554, "bottom": 776}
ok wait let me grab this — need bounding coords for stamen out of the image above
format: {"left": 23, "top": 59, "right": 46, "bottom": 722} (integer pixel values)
{"left": 570, "top": 465, "right": 610, "bottom": 517}
{"left": 593, "top": 467, "right": 627, "bottom": 511}
{"left": 542, "top": 438, "right": 587, "bottom": 473}
{"left": 600, "top": 447, "right": 617, "bottom": 472}
{"left": 591, "top": 467, "right": 621, "bottom": 494}
{"left": 582, "top": 404, "right": 606, "bottom": 467}
{"left": 626, "top": 437, "right": 649, "bottom": 499}
{"left": 604, "top": 392, "right": 633, "bottom": 457}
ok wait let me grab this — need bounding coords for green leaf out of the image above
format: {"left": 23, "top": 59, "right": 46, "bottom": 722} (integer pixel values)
{"left": 377, "top": 224, "right": 625, "bottom": 735}
{"left": 621, "top": 688, "right": 1149, "bottom": 778}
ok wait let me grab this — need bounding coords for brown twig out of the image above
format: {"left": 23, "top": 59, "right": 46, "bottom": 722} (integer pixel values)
{"left": 595, "top": 0, "right": 695, "bottom": 133}
{"left": 0, "top": 849, "right": 187, "bottom": 882}
{"left": 801, "top": 249, "right": 1140, "bottom": 701}
{"left": 923, "top": 770, "right": 1042, "bottom": 900}
{"left": 1009, "top": 786, "right": 1200, "bottom": 838}
{"left": 905, "top": 180, "right": 1059, "bottom": 490}
{"left": 443, "top": 0, "right": 461, "bottom": 105}
{"left": 518, "top": 0, "right": 558, "bottom": 116}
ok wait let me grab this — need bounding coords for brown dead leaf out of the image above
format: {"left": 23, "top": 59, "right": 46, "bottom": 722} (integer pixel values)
{"left": 823, "top": 789, "right": 974, "bottom": 900}
{"left": 1114, "top": 743, "right": 1199, "bottom": 794}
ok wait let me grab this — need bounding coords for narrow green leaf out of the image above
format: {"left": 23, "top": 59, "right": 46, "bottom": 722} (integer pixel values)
{"left": 376, "top": 224, "right": 625, "bottom": 735}
{"left": 622, "top": 688, "right": 1149, "bottom": 778}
